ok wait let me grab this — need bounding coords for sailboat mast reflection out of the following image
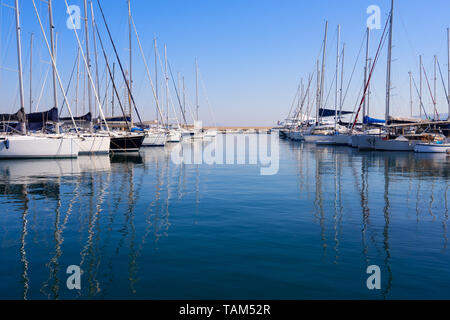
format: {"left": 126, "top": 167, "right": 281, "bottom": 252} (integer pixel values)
{"left": 314, "top": 148, "right": 327, "bottom": 257}
{"left": 382, "top": 159, "right": 393, "bottom": 298}
{"left": 20, "top": 184, "right": 30, "bottom": 300}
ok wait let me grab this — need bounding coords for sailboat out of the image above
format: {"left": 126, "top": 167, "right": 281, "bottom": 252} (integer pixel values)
{"left": 191, "top": 59, "right": 204, "bottom": 140}
{"left": 357, "top": 0, "right": 448, "bottom": 152}
{"left": 414, "top": 141, "right": 450, "bottom": 153}
{"left": 143, "top": 129, "right": 167, "bottom": 146}
{"left": 303, "top": 22, "right": 352, "bottom": 145}
{"left": 53, "top": 0, "right": 112, "bottom": 155}
{"left": 0, "top": 0, "right": 79, "bottom": 159}
{"left": 92, "top": 0, "right": 144, "bottom": 153}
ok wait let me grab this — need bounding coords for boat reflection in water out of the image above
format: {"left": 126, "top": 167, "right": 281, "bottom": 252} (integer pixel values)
{"left": 0, "top": 137, "right": 449, "bottom": 299}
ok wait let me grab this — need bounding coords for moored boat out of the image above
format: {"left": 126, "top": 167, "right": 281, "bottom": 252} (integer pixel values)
{"left": 414, "top": 142, "right": 450, "bottom": 153}
{"left": 167, "top": 129, "right": 182, "bottom": 143}
{"left": 0, "top": 134, "right": 79, "bottom": 159}
{"left": 142, "top": 130, "right": 167, "bottom": 147}
{"left": 110, "top": 133, "right": 145, "bottom": 153}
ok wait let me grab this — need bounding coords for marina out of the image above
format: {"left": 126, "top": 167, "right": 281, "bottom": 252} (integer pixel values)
{"left": 0, "top": 0, "right": 449, "bottom": 303}
{"left": 0, "top": 138, "right": 449, "bottom": 299}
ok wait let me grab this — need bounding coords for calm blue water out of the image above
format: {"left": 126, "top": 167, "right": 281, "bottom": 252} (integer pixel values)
{"left": 0, "top": 135, "right": 449, "bottom": 300}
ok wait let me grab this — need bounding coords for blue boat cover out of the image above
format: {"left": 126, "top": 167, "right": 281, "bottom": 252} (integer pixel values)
{"left": 363, "top": 116, "right": 386, "bottom": 124}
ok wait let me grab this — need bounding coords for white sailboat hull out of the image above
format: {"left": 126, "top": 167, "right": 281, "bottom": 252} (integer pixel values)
{"left": 303, "top": 134, "right": 334, "bottom": 143}
{"left": 355, "top": 134, "right": 377, "bottom": 150}
{"left": 204, "top": 130, "right": 217, "bottom": 138}
{"left": 414, "top": 143, "right": 450, "bottom": 153}
{"left": 331, "top": 134, "right": 350, "bottom": 145}
{"left": 348, "top": 135, "right": 359, "bottom": 147}
{"left": 77, "top": 134, "right": 111, "bottom": 155}
{"left": 373, "top": 137, "right": 417, "bottom": 151}
{"left": 167, "top": 130, "right": 182, "bottom": 143}
{"left": 0, "top": 135, "right": 79, "bottom": 159}
{"left": 192, "top": 131, "right": 204, "bottom": 140}
{"left": 143, "top": 131, "right": 167, "bottom": 146}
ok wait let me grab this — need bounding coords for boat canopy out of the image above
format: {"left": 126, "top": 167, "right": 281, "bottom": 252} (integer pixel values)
{"left": 60, "top": 112, "right": 92, "bottom": 122}
{"left": 103, "top": 116, "right": 132, "bottom": 123}
{"left": 363, "top": 116, "right": 386, "bottom": 124}
{"left": 319, "top": 108, "right": 353, "bottom": 117}
{"left": 0, "top": 107, "right": 59, "bottom": 132}
{"left": 0, "top": 107, "right": 26, "bottom": 123}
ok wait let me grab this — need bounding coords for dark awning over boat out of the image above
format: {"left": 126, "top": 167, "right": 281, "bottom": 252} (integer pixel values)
{"left": 0, "top": 108, "right": 26, "bottom": 122}
{"left": 1, "top": 107, "right": 59, "bottom": 132}
{"left": 27, "top": 107, "right": 59, "bottom": 123}
{"left": 60, "top": 112, "right": 92, "bottom": 122}
{"left": 0, "top": 107, "right": 58, "bottom": 123}
{"left": 104, "top": 116, "right": 132, "bottom": 123}
{"left": 319, "top": 108, "right": 353, "bottom": 117}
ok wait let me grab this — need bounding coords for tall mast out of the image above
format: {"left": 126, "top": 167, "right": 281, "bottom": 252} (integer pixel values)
{"left": 419, "top": 55, "right": 423, "bottom": 119}
{"left": 48, "top": 0, "right": 59, "bottom": 133}
{"left": 83, "top": 0, "right": 92, "bottom": 130}
{"left": 48, "top": 0, "right": 57, "bottom": 110}
{"left": 409, "top": 71, "right": 413, "bottom": 118}
{"left": 319, "top": 21, "right": 328, "bottom": 121}
{"left": 307, "top": 73, "right": 311, "bottom": 122}
{"left": 90, "top": 1, "right": 100, "bottom": 117}
{"left": 339, "top": 43, "right": 345, "bottom": 116}
{"left": 154, "top": 38, "right": 159, "bottom": 128}
{"left": 385, "top": 0, "right": 394, "bottom": 125}
{"left": 368, "top": 58, "right": 372, "bottom": 116}
{"left": 29, "top": 33, "right": 33, "bottom": 113}
{"left": 128, "top": 0, "right": 133, "bottom": 122}
{"left": 164, "top": 44, "right": 169, "bottom": 128}
{"left": 182, "top": 75, "right": 186, "bottom": 119}
{"left": 75, "top": 47, "right": 80, "bottom": 117}
{"left": 363, "top": 27, "right": 370, "bottom": 127}
{"left": 335, "top": 24, "right": 340, "bottom": 131}
{"left": 14, "top": 0, "right": 25, "bottom": 124}
{"left": 111, "top": 62, "right": 115, "bottom": 117}
{"left": 178, "top": 72, "right": 182, "bottom": 124}
{"left": 195, "top": 58, "right": 199, "bottom": 122}
{"left": 447, "top": 28, "right": 450, "bottom": 120}
{"left": 434, "top": 55, "right": 437, "bottom": 119}
{"left": 316, "top": 59, "right": 320, "bottom": 124}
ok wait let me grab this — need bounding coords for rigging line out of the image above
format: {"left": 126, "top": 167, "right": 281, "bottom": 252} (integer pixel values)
{"left": 198, "top": 68, "right": 217, "bottom": 127}
{"left": 346, "top": 82, "right": 365, "bottom": 130}
{"left": 167, "top": 60, "right": 187, "bottom": 125}
{"left": 93, "top": 21, "right": 131, "bottom": 131}
{"left": 322, "top": 67, "right": 337, "bottom": 111}
{"left": 95, "top": 0, "right": 143, "bottom": 126}
{"left": 436, "top": 58, "right": 449, "bottom": 104}
{"left": 61, "top": 0, "right": 109, "bottom": 132}
{"left": 298, "top": 74, "right": 316, "bottom": 128}
{"left": 398, "top": 10, "right": 420, "bottom": 73}
{"left": 101, "top": 70, "right": 112, "bottom": 110}
{"left": 32, "top": 0, "right": 79, "bottom": 133}
{"left": 130, "top": 15, "right": 165, "bottom": 126}
{"left": 286, "top": 84, "right": 301, "bottom": 121}
{"left": 352, "top": 11, "right": 391, "bottom": 130}
{"left": 422, "top": 64, "right": 440, "bottom": 119}
{"left": 59, "top": 50, "right": 80, "bottom": 117}
{"left": 35, "top": 65, "right": 51, "bottom": 112}
{"left": 181, "top": 85, "right": 197, "bottom": 123}
{"left": 155, "top": 48, "right": 180, "bottom": 127}
{"left": 341, "top": 31, "right": 367, "bottom": 108}
{"left": 291, "top": 73, "right": 314, "bottom": 130}
{"left": 411, "top": 73, "right": 429, "bottom": 120}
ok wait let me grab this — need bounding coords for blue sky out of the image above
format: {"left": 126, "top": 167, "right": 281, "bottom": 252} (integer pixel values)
{"left": 0, "top": 0, "right": 449, "bottom": 126}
